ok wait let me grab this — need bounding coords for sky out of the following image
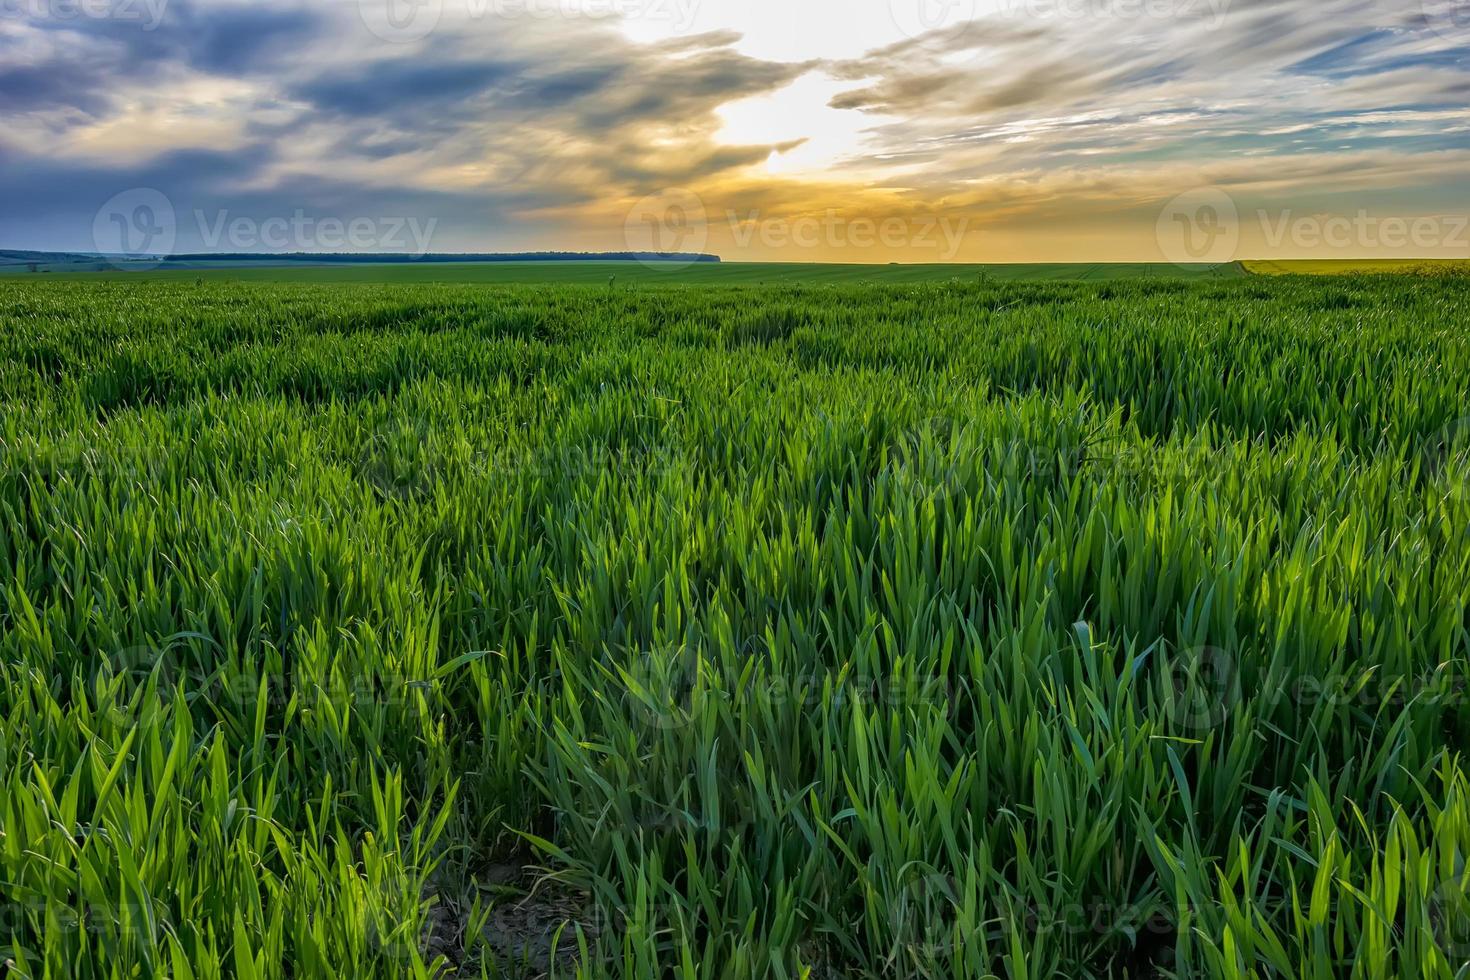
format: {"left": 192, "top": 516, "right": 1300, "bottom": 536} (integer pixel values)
{"left": 1, "top": 0, "right": 1468, "bottom": 262}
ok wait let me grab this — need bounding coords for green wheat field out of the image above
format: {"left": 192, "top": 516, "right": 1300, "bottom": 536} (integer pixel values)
{"left": 2, "top": 272, "right": 1469, "bottom": 978}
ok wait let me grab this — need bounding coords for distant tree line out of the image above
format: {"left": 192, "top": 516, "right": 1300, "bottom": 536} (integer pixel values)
{"left": 156, "top": 252, "right": 723, "bottom": 264}
{"left": 0, "top": 249, "right": 723, "bottom": 268}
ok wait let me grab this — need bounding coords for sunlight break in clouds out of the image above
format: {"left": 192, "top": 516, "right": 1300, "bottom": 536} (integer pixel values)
{"left": 0, "top": 0, "right": 1467, "bottom": 260}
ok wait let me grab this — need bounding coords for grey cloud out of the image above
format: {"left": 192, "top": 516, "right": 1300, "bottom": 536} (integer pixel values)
{"left": 0, "top": 142, "right": 552, "bottom": 252}
{"left": 290, "top": 58, "right": 523, "bottom": 119}
{"left": 0, "top": 60, "right": 114, "bottom": 113}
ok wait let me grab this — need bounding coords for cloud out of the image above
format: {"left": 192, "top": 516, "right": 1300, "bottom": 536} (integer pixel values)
{"left": 815, "top": 0, "right": 1470, "bottom": 205}
{"left": 1, "top": 0, "right": 1466, "bottom": 258}
{"left": 289, "top": 58, "right": 523, "bottom": 120}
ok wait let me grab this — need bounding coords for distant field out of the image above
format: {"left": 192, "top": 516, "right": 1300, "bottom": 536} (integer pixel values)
{"left": 15, "top": 257, "right": 1470, "bottom": 282}
{"left": 1244, "top": 258, "right": 1470, "bottom": 275}
{"left": 4, "top": 259, "right": 1246, "bottom": 283}
{"left": 3, "top": 275, "right": 1469, "bottom": 978}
